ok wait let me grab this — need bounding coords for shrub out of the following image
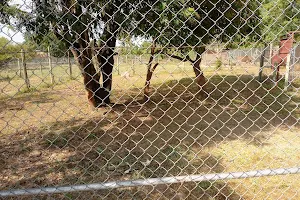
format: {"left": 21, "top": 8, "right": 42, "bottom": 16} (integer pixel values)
{"left": 215, "top": 58, "right": 222, "bottom": 69}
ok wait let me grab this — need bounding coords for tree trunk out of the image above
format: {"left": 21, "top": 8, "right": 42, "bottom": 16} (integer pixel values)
{"left": 99, "top": 49, "right": 114, "bottom": 105}
{"left": 75, "top": 47, "right": 104, "bottom": 107}
{"left": 144, "top": 63, "right": 159, "bottom": 101}
{"left": 70, "top": 35, "right": 107, "bottom": 107}
{"left": 192, "top": 55, "right": 206, "bottom": 91}
{"left": 76, "top": 48, "right": 114, "bottom": 107}
{"left": 96, "top": 36, "right": 117, "bottom": 105}
{"left": 144, "top": 42, "right": 158, "bottom": 101}
{"left": 164, "top": 48, "right": 207, "bottom": 92}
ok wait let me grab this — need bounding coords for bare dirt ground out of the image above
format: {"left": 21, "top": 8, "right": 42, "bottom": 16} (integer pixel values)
{"left": 0, "top": 63, "right": 300, "bottom": 200}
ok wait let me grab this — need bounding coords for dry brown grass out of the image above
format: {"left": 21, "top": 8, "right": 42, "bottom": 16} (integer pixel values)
{"left": 0, "top": 61, "right": 300, "bottom": 200}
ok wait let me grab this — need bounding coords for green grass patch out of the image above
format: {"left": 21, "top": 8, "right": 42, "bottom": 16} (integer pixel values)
{"left": 17, "top": 87, "right": 39, "bottom": 94}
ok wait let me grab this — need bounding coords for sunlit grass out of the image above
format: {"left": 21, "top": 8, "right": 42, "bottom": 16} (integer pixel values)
{"left": 0, "top": 59, "right": 300, "bottom": 199}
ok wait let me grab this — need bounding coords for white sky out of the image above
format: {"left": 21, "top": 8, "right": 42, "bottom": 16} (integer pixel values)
{"left": 0, "top": 26, "right": 24, "bottom": 43}
{"left": 0, "top": 0, "right": 29, "bottom": 43}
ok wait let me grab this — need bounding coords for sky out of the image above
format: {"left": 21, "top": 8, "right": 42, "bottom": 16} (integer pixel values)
{"left": 0, "top": 0, "right": 29, "bottom": 43}
{"left": 0, "top": 26, "right": 24, "bottom": 43}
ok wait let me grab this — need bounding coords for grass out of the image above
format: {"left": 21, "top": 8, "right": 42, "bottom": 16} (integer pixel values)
{"left": 16, "top": 87, "right": 39, "bottom": 94}
{"left": 0, "top": 59, "right": 300, "bottom": 199}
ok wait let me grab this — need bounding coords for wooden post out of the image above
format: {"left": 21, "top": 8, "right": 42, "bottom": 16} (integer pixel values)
{"left": 284, "top": 53, "right": 292, "bottom": 90}
{"left": 68, "top": 51, "right": 72, "bottom": 77}
{"left": 258, "top": 45, "right": 267, "bottom": 82}
{"left": 48, "top": 46, "right": 54, "bottom": 84}
{"left": 21, "top": 49, "right": 30, "bottom": 89}
{"left": 269, "top": 43, "right": 273, "bottom": 65}
{"left": 18, "top": 58, "right": 22, "bottom": 77}
{"left": 273, "top": 62, "right": 279, "bottom": 83}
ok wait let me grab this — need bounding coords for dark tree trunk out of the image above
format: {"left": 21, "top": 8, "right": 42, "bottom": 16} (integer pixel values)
{"left": 192, "top": 47, "right": 207, "bottom": 92}
{"left": 97, "top": 32, "right": 117, "bottom": 105}
{"left": 165, "top": 47, "right": 206, "bottom": 92}
{"left": 144, "top": 63, "right": 159, "bottom": 101}
{"left": 192, "top": 55, "right": 206, "bottom": 90}
{"left": 74, "top": 43, "right": 116, "bottom": 107}
{"left": 81, "top": 57, "right": 103, "bottom": 107}
{"left": 144, "top": 42, "right": 158, "bottom": 101}
{"left": 99, "top": 47, "right": 115, "bottom": 104}
{"left": 72, "top": 39, "right": 105, "bottom": 107}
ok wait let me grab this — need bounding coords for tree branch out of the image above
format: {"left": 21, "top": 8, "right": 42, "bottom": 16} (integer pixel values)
{"left": 165, "top": 53, "right": 192, "bottom": 62}
{"left": 151, "top": 63, "right": 159, "bottom": 72}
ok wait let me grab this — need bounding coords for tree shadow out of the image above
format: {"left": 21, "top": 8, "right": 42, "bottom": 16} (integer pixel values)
{"left": 1, "top": 74, "right": 299, "bottom": 199}
{"left": 116, "top": 74, "right": 299, "bottom": 147}
{"left": 0, "top": 90, "right": 61, "bottom": 113}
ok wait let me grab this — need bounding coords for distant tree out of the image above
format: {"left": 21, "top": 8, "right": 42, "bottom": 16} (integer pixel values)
{"left": 117, "top": 39, "right": 151, "bottom": 56}
{"left": 0, "top": 2, "right": 35, "bottom": 67}
{"left": 0, "top": 37, "right": 16, "bottom": 67}
{"left": 129, "top": 0, "right": 261, "bottom": 100}
{"left": 132, "top": 0, "right": 261, "bottom": 91}
{"left": 139, "top": 41, "right": 153, "bottom": 55}
{"left": 0, "top": 36, "right": 37, "bottom": 68}
{"left": 261, "top": 0, "right": 299, "bottom": 42}
{"left": 24, "top": 33, "right": 68, "bottom": 57}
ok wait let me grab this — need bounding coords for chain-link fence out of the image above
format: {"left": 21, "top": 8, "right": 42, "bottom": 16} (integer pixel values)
{"left": 0, "top": 0, "right": 300, "bottom": 199}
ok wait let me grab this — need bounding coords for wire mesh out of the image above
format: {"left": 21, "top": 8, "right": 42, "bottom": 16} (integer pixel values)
{"left": 0, "top": 0, "right": 300, "bottom": 199}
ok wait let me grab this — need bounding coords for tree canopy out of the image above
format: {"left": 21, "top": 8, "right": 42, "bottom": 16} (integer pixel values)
{"left": 261, "top": 0, "right": 299, "bottom": 42}
{"left": 0, "top": 37, "right": 17, "bottom": 67}
{"left": 3, "top": 0, "right": 295, "bottom": 106}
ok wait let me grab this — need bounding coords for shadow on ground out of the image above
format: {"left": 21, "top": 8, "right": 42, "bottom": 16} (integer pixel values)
{"left": 1, "top": 74, "right": 299, "bottom": 199}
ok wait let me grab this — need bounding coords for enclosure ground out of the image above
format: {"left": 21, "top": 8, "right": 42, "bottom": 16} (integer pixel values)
{"left": 1, "top": 63, "right": 300, "bottom": 200}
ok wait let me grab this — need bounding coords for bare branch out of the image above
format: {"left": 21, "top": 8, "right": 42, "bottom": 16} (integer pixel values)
{"left": 151, "top": 63, "right": 159, "bottom": 72}
{"left": 165, "top": 53, "right": 192, "bottom": 62}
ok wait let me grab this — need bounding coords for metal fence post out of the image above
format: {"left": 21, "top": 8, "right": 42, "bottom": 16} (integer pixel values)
{"left": 21, "top": 49, "right": 30, "bottom": 89}
{"left": 48, "top": 46, "right": 54, "bottom": 84}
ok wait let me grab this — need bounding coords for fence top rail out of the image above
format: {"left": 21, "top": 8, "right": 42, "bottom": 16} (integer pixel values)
{"left": 1, "top": 167, "right": 300, "bottom": 197}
